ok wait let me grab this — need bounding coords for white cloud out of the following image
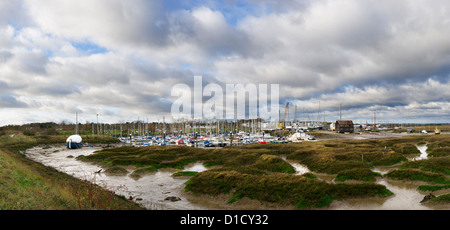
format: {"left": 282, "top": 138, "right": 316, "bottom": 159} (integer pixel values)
{"left": 0, "top": 0, "right": 449, "bottom": 125}
{"left": 24, "top": 0, "right": 169, "bottom": 49}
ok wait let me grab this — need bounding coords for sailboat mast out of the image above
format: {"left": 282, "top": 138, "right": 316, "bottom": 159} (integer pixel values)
{"left": 75, "top": 112, "right": 78, "bottom": 135}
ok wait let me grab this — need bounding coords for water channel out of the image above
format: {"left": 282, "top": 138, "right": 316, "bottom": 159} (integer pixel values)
{"left": 25, "top": 143, "right": 443, "bottom": 210}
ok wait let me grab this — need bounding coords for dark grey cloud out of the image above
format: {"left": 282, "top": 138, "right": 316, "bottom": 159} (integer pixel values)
{"left": 0, "top": 51, "right": 13, "bottom": 63}
{"left": 4, "top": 48, "right": 49, "bottom": 75}
{"left": 167, "top": 7, "right": 254, "bottom": 58}
{"left": 0, "top": 94, "right": 28, "bottom": 108}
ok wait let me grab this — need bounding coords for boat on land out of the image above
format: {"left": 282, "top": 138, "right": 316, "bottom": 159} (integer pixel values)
{"left": 258, "top": 139, "right": 267, "bottom": 144}
{"left": 210, "top": 137, "right": 227, "bottom": 147}
{"left": 203, "top": 140, "right": 212, "bottom": 147}
{"left": 435, "top": 127, "right": 440, "bottom": 135}
{"left": 288, "top": 131, "right": 315, "bottom": 142}
{"left": 270, "top": 138, "right": 289, "bottom": 144}
{"left": 66, "top": 135, "right": 82, "bottom": 149}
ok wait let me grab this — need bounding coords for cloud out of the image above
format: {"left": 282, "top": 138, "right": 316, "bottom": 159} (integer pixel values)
{"left": 25, "top": 0, "right": 170, "bottom": 49}
{"left": 289, "top": 78, "right": 450, "bottom": 122}
{"left": 0, "top": 94, "right": 28, "bottom": 108}
{"left": 211, "top": 0, "right": 450, "bottom": 124}
{"left": 0, "top": 0, "right": 449, "bottom": 125}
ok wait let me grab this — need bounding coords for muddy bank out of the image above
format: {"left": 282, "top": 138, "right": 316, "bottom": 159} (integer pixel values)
{"left": 25, "top": 145, "right": 211, "bottom": 210}
{"left": 26, "top": 145, "right": 302, "bottom": 210}
{"left": 183, "top": 192, "right": 296, "bottom": 210}
{"left": 327, "top": 178, "right": 431, "bottom": 210}
{"left": 327, "top": 144, "right": 436, "bottom": 210}
{"left": 24, "top": 140, "right": 448, "bottom": 210}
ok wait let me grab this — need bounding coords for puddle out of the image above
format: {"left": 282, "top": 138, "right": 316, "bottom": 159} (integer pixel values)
{"left": 282, "top": 156, "right": 310, "bottom": 175}
{"left": 327, "top": 178, "right": 431, "bottom": 210}
{"left": 413, "top": 144, "right": 428, "bottom": 161}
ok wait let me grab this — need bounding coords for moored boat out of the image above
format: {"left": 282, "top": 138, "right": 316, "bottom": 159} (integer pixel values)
{"left": 435, "top": 127, "right": 440, "bottom": 135}
{"left": 66, "top": 135, "right": 82, "bottom": 149}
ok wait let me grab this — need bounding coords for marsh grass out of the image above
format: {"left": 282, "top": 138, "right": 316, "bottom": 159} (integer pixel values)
{"left": 0, "top": 133, "right": 142, "bottom": 210}
{"left": 76, "top": 134, "right": 449, "bottom": 208}
{"left": 335, "top": 168, "right": 382, "bottom": 182}
{"left": 0, "top": 147, "right": 142, "bottom": 210}
{"left": 430, "top": 193, "right": 450, "bottom": 203}
{"left": 185, "top": 170, "right": 392, "bottom": 209}
{"left": 71, "top": 176, "right": 122, "bottom": 210}
{"left": 254, "top": 154, "right": 295, "bottom": 174}
{"left": 83, "top": 135, "right": 447, "bottom": 176}
{"left": 386, "top": 169, "right": 450, "bottom": 184}
{"left": 173, "top": 171, "right": 198, "bottom": 177}
{"left": 418, "top": 184, "right": 450, "bottom": 191}
{"left": 104, "top": 166, "right": 128, "bottom": 176}
{"left": 129, "top": 166, "right": 158, "bottom": 179}
{"left": 400, "top": 157, "right": 450, "bottom": 175}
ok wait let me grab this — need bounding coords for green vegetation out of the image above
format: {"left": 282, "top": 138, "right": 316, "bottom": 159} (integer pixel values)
{"left": 418, "top": 184, "right": 450, "bottom": 192}
{"left": 0, "top": 149, "right": 71, "bottom": 209}
{"left": 429, "top": 193, "right": 450, "bottom": 203}
{"left": 104, "top": 166, "right": 128, "bottom": 175}
{"left": 185, "top": 169, "right": 392, "bottom": 209}
{"left": 335, "top": 168, "right": 382, "bottom": 182}
{"left": 0, "top": 147, "right": 142, "bottom": 210}
{"left": 391, "top": 143, "right": 420, "bottom": 155}
{"left": 386, "top": 169, "right": 450, "bottom": 184}
{"left": 427, "top": 137, "right": 450, "bottom": 157}
{"left": 78, "top": 134, "right": 449, "bottom": 209}
{"left": 254, "top": 154, "right": 296, "bottom": 174}
{"left": 0, "top": 127, "right": 142, "bottom": 210}
{"left": 429, "top": 147, "right": 450, "bottom": 157}
{"left": 1, "top": 123, "right": 448, "bottom": 210}
{"left": 302, "top": 173, "right": 317, "bottom": 179}
{"left": 227, "top": 193, "right": 244, "bottom": 204}
{"left": 400, "top": 157, "right": 450, "bottom": 175}
{"left": 173, "top": 171, "right": 198, "bottom": 177}
{"left": 0, "top": 131, "right": 119, "bottom": 153}
{"left": 129, "top": 166, "right": 158, "bottom": 179}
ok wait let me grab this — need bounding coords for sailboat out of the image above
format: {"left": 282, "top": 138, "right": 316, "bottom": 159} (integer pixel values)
{"left": 435, "top": 127, "right": 441, "bottom": 135}
{"left": 66, "top": 112, "right": 83, "bottom": 149}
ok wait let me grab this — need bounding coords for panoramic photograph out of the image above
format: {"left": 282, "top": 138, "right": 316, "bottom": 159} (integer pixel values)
{"left": 0, "top": 0, "right": 448, "bottom": 226}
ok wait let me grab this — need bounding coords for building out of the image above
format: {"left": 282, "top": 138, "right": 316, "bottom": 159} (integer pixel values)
{"left": 322, "top": 122, "right": 333, "bottom": 131}
{"left": 335, "top": 120, "right": 354, "bottom": 133}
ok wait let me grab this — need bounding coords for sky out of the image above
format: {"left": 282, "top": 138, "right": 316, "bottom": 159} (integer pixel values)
{"left": 0, "top": 0, "right": 449, "bottom": 126}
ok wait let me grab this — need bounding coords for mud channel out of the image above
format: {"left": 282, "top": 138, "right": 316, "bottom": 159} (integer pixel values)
{"left": 25, "top": 145, "right": 210, "bottom": 210}
{"left": 25, "top": 143, "right": 446, "bottom": 210}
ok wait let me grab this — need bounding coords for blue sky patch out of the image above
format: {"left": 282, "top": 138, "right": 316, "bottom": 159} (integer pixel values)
{"left": 72, "top": 41, "right": 108, "bottom": 55}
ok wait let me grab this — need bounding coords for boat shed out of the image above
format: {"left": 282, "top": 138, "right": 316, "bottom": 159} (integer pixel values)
{"left": 335, "top": 120, "right": 354, "bottom": 133}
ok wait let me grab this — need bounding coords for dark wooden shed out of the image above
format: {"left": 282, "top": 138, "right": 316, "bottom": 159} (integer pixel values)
{"left": 335, "top": 120, "right": 354, "bottom": 133}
